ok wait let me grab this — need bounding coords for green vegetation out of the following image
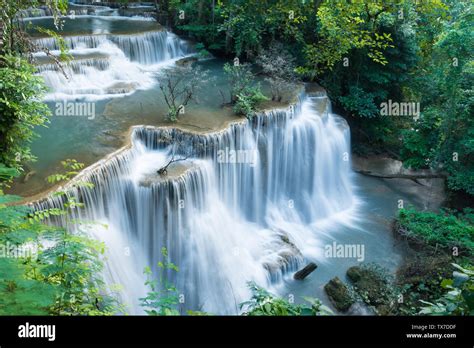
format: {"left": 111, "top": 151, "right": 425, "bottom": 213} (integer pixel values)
{"left": 241, "top": 282, "right": 332, "bottom": 316}
{"left": 399, "top": 0, "right": 473, "bottom": 195}
{"left": 398, "top": 207, "right": 474, "bottom": 255}
{"left": 223, "top": 62, "right": 267, "bottom": 119}
{"left": 395, "top": 208, "right": 473, "bottom": 316}
{"left": 346, "top": 263, "right": 397, "bottom": 315}
{"left": 0, "top": 0, "right": 471, "bottom": 317}
{"left": 169, "top": 0, "right": 472, "bottom": 198}
{"left": 419, "top": 263, "right": 474, "bottom": 315}
{"left": 1, "top": 0, "right": 69, "bottom": 173}
{"left": 0, "top": 161, "right": 118, "bottom": 315}
{"left": 140, "top": 247, "right": 180, "bottom": 315}
{"left": 0, "top": 55, "right": 50, "bottom": 170}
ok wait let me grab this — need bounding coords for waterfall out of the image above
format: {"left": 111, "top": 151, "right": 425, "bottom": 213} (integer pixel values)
{"left": 34, "top": 93, "right": 357, "bottom": 314}
{"left": 34, "top": 31, "right": 193, "bottom": 99}
{"left": 35, "top": 31, "right": 191, "bottom": 64}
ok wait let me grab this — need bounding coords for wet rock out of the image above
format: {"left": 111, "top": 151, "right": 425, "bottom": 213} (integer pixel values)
{"left": 175, "top": 56, "right": 198, "bottom": 67}
{"left": 324, "top": 277, "right": 355, "bottom": 312}
{"left": 105, "top": 82, "right": 139, "bottom": 95}
{"left": 347, "top": 265, "right": 395, "bottom": 315}
{"left": 262, "top": 231, "right": 302, "bottom": 279}
{"left": 22, "top": 171, "right": 36, "bottom": 183}
{"left": 293, "top": 262, "right": 317, "bottom": 280}
{"left": 352, "top": 155, "right": 446, "bottom": 211}
{"left": 138, "top": 161, "right": 192, "bottom": 187}
{"left": 346, "top": 301, "right": 376, "bottom": 315}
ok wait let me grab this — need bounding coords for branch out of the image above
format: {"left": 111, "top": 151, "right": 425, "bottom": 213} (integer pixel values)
{"left": 157, "top": 154, "right": 190, "bottom": 175}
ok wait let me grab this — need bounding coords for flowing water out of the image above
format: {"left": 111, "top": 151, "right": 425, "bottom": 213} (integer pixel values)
{"left": 30, "top": 17, "right": 192, "bottom": 100}
{"left": 36, "top": 94, "right": 361, "bottom": 314}
{"left": 26, "top": 11, "right": 408, "bottom": 315}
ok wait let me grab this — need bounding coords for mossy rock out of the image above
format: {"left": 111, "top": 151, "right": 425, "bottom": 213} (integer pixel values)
{"left": 347, "top": 265, "right": 395, "bottom": 314}
{"left": 175, "top": 57, "right": 198, "bottom": 67}
{"left": 396, "top": 254, "right": 452, "bottom": 286}
{"left": 324, "top": 277, "right": 354, "bottom": 312}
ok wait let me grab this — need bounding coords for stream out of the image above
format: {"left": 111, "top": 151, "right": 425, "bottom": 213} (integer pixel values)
{"left": 23, "top": 9, "right": 415, "bottom": 315}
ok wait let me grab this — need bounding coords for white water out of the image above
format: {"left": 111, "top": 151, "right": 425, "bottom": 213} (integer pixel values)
{"left": 36, "top": 94, "right": 358, "bottom": 314}
{"left": 34, "top": 29, "right": 193, "bottom": 100}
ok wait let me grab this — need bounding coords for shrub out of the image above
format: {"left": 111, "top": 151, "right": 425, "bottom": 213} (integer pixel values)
{"left": 240, "top": 282, "right": 332, "bottom": 316}
{"left": 397, "top": 207, "right": 474, "bottom": 255}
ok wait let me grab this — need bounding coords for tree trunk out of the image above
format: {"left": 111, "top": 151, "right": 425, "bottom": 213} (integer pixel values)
{"left": 354, "top": 170, "right": 446, "bottom": 180}
{"left": 294, "top": 262, "right": 318, "bottom": 280}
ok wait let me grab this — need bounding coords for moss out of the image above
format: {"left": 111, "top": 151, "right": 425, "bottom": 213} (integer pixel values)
{"left": 324, "top": 277, "right": 355, "bottom": 312}
{"left": 347, "top": 264, "right": 395, "bottom": 315}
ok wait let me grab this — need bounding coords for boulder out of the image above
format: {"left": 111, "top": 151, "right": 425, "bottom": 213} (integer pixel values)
{"left": 175, "top": 56, "right": 198, "bottom": 67}
{"left": 324, "top": 277, "right": 354, "bottom": 312}
{"left": 347, "top": 265, "right": 394, "bottom": 315}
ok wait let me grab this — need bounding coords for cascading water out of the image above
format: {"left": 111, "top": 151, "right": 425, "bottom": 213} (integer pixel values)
{"left": 35, "top": 93, "right": 358, "bottom": 314}
{"left": 33, "top": 28, "right": 193, "bottom": 99}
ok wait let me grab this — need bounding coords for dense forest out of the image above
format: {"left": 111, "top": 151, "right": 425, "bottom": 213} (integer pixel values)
{"left": 0, "top": 0, "right": 472, "bottom": 318}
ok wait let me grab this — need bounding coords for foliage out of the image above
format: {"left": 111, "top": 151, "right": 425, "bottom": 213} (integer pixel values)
{"left": 419, "top": 263, "right": 474, "bottom": 315}
{"left": 223, "top": 62, "right": 254, "bottom": 102}
{"left": 233, "top": 86, "right": 267, "bottom": 120}
{"left": 256, "top": 42, "right": 298, "bottom": 102}
{"left": 347, "top": 263, "right": 397, "bottom": 315}
{"left": 0, "top": 160, "right": 118, "bottom": 315}
{"left": 397, "top": 207, "right": 474, "bottom": 254}
{"left": 240, "top": 282, "right": 332, "bottom": 316}
{"left": 0, "top": 54, "right": 50, "bottom": 170}
{"left": 1, "top": 0, "right": 68, "bottom": 55}
{"left": 140, "top": 247, "right": 181, "bottom": 315}
{"left": 301, "top": 1, "right": 395, "bottom": 78}
{"left": 396, "top": 254, "right": 454, "bottom": 315}
{"left": 194, "top": 42, "right": 211, "bottom": 58}
{"left": 223, "top": 62, "right": 267, "bottom": 118}
{"left": 400, "top": 0, "right": 474, "bottom": 195}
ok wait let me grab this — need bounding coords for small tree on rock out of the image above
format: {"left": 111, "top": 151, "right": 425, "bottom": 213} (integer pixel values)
{"left": 223, "top": 62, "right": 267, "bottom": 119}
{"left": 159, "top": 65, "right": 209, "bottom": 122}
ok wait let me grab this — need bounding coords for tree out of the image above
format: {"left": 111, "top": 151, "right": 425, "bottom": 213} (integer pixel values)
{"left": 223, "top": 62, "right": 267, "bottom": 119}
{"left": 223, "top": 62, "right": 255, "bottom": 103}
{"left": 400, "top": 0, "right": 473, "bottom": 195}
{"left": 0, "top": 0, "right": 69, "bottom": 172}
{"left": 1, "top": 0, "right": 68, "bottom": 58}
{"left": 159, "top": 65, "right": 209, "bottom": 122}
{"left": 0, "top": 55, "right": 50, "bottom": 170}
{"left": 256, "top": 42, "right": 298, "bottom": 102}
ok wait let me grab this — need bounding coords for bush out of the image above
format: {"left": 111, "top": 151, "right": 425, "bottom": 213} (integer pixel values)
{"left": 419, "top": 263, "right": 474, "bottom": 316}
{"left": 0, "top": 54, "right": 50, "bottom": 170}
{"left": 240, "top": 282, "right": 332, "bottom": 316}
{"left": 233, "top": 86, "right": 267, "bottom": 119}
{"left": 397, "top": 207, "right": 474, "bottom": 255}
